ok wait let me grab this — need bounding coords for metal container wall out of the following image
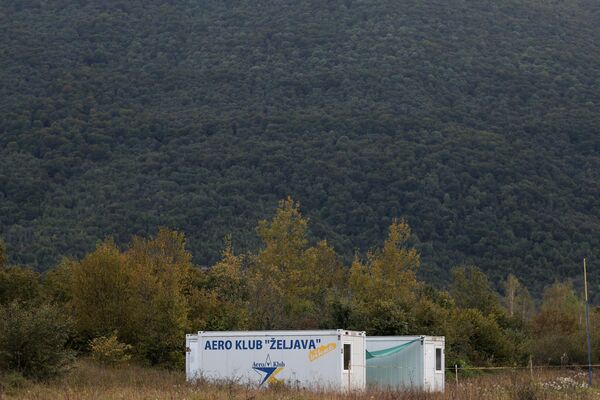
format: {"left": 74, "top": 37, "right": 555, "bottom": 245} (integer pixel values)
{"left": 186, "top": 329, "right": 366, "bottom": 391}
{"left": 366, "top": 336, "right": 445, "bottom": 392}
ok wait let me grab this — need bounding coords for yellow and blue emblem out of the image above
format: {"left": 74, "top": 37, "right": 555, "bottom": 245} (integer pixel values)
{"left": 252, "top": 354, "right": 285, "bottom": 386}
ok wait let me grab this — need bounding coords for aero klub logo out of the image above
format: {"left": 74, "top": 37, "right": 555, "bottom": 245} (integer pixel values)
{"left": 252, "top": 354, "right": 286, "bottom": 386}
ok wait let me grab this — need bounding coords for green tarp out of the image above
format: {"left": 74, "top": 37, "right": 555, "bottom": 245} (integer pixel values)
{"left": 365, "top": 338, "right": 421, "bottom": 360}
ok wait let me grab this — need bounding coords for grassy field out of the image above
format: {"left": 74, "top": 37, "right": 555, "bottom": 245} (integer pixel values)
{"left": 1, "top": 361, "right": 599, "bottom": 400}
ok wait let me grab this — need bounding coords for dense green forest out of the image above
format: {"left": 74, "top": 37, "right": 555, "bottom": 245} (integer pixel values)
{"left": 0, "top": 0, "right": 599, "bottom": 298}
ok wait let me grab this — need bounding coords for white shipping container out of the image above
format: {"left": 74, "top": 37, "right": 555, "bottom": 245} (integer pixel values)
{"left": 366, "top": 336, "right": 445, "bottom": 392}
{"left": 186, "top": 330, "right": 366, "bottom": 391}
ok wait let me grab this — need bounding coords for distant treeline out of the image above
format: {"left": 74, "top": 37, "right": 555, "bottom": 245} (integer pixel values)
{"left": 0, "top": 199, "right": 598, "bottom": 379}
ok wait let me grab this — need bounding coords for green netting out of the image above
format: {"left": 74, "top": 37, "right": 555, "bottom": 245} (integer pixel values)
{"left": 365, "top": 338, "right": 421, "bottom": 360}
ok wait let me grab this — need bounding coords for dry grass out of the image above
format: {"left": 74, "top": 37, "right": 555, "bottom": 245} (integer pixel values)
{"left": 1, "top": 360, "right": 600, "bottom": 400}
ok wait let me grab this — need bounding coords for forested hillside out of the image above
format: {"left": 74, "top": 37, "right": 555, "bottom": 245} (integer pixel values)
{"left": 1, "top": 0, "right": 599, "bottom": 297}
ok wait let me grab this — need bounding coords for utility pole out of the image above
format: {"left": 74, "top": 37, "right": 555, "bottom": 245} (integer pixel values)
{"left": 584, "top": 258, "right": 593, "bottom": 387}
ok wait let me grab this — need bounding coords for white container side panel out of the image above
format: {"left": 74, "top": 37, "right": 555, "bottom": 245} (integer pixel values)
{"left": 195, "top": 330, "right": 365, "bottom": 391}
{"left": 425, "top": 338, "right": 445, "bottom": 392}
{"left": 426, "top": 337, "right": 446, "bottom": 392}
{"left": 366, "top": 337, "right": 424, "bottom": 390}
{"left": 423, "top": 342, "right": 435, "bottom": 391}
{"left": 350, "top": 334, "right": 366, "bottom": 390}
{"left": 185, "top": 335, "right": 199, "bottom": 381}
{"left": 341, "top": 334, "right": 366, "bottom": 391}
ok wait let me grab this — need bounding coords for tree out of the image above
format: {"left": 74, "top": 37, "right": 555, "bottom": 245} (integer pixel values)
{"left": 0, "top": 302, "right": 74, "bottom": 380}
{"left": 206, "top": 236, "right": 247, "bottom": 304}
{"left": 503, "top": 274, "right": 535, "bottom": 320}
{"left": 530, "top": 281, "right": 586, "bottom": 364}
{"left": 303, "top": 240, "right": 347, "bottom": 328}
{"left": 370, "top": 220, "right": 420, "bottom": 293}
{"left": 0, "top": 266, "right": 41, "bottom": 305}
{"left": 0, "top": 242, "right": 42, "bottom": 305}
{"left": 533, "top": 281, "right": 582, "bottom": 336}
{"left": 248, "top": 197, "right": 348, "bottom": 329}
{"left": 450, "top": 265, "right": 499, "bottom": 315}
{"left": 347, "top": 220, "right": 420, "bottom": 334}
{"left": 187, "top": 236, "right": 249, "bottom": 331}
{"left": 412, "top": 284, "right": 454, "bottom": 338}
{"left": 125, "top": 229, "right": 190, "bottom": 367}
{"left": 515, "top": 285, "right": 535, "bottom": 321}
{"left": 256, "top": 197, "right": 309, "bottom": 268}
{"left": 69, "top": 230, "right": 191, "bottom": 367}
{"left": 448, "top": 308, "right": 513, "bottom": 366}
{"left": 70, "top": 239, "right": 131, "bottom": 344}
{"left": 249, "top": 197, "right": 310, "bottom": 329}
{"left": 43, "top": 259, "right": 75, "bottom": 305}
{"left": 504, "top": 274, "right": 520, "bottom": 317}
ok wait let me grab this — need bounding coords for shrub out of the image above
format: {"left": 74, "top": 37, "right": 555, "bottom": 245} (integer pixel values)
{"left": 89, "top": 332, "right": 132, "bottom": 366}
{"left": 0, "top": 266, "right": 41, "bottom": 304}
{"left": 0, "top": 302, "right": 74, "bottom": 380}
{"left": 0, "top": 372, "right": 30, "bottom": 394}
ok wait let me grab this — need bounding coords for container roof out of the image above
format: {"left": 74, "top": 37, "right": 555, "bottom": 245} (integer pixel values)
{"left": 193, "top": 329, "right": 366, "bottom": 337}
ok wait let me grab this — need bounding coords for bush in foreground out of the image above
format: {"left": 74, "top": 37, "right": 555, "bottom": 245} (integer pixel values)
{"left": 0, "top": 301, "right": 74, "bottom": 380}
{"left": 90, "top": 331, "right": 132, "bottom": 366}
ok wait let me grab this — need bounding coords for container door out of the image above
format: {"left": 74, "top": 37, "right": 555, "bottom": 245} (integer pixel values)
{"left": 341, "top": 342, "right": 352, "bottom": 391}
{"left": 423, "top": 343, "right": 444, "bottom": 392}
{"left": 185, "top": 337, "right": 198, "bottom": 381}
